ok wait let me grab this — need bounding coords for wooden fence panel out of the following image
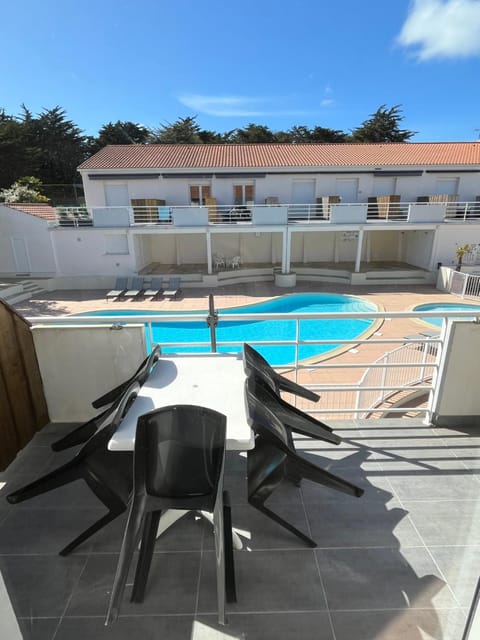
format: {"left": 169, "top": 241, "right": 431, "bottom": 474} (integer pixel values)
{"left": 0, "top": 301, "right": 49, "bottom": 470}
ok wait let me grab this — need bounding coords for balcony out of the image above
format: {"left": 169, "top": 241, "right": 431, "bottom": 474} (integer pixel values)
{"left": 49, "top": 200, "right": 480, "bottom": 229}
{"left": 0, "top": 304, "right": 478, "bottom": 639}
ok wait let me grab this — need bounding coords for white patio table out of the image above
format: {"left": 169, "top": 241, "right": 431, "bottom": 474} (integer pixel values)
{"left": 108, "top": 352, "right": 253, "bottom": 547}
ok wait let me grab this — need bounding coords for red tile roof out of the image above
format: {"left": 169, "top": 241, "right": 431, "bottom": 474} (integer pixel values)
{"left": 5, "top": 203, "right": 56, "bottom": 220}
{"left": 78, "top": 142, "right": 480, "bottom": 171}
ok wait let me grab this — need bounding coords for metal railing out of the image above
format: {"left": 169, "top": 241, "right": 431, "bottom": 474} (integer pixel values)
{"left": 50, "top": 200, "right": 480, "bottom": 228}
{"left": 447, "top": 270, "right": 480, "bottom": 300}
{"left": 27, "top": 307, "right": 480, "bottom": 421}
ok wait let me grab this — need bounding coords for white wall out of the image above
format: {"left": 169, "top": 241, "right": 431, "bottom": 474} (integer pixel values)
{"left": 432, "top": 320, "right": 480, "bottom": 427}
{"left": 0, "top": 206, "right": 56, "bottom": 275}
{"left": 32, "top": 324, "right": 146, "bottom": 421}
{"left": 82, "top": 167, "right": 480, "bottom": 212}
{"left": 434, "top": 225, "right": 480, "bottom": 269}
{"left": 52, "top": 229, "right": 136, "bottom": 276}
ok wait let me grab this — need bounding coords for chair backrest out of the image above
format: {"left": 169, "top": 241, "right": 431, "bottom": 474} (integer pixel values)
{"left": 244, "top": 380, "right": 292, "bottom": 451}
{"left": 243, "top": 343, "right": 279, "bottom": 393}
{"left": 81, "top": 379, "right": 141, "bottom": 457}
{"left": 150, "top": 277, "right": 163, "bottom": 290}
{"left": 131, "top": 277, "right": 144, "bottom": 290}
{"left": 135, "top": 405, "right": 226, "bottom": 498}
{"left": 168, "top": 277, "right": 180, "bottom": 289}
{"left": 115, "top": 277, "right": 128, "bottom": 290}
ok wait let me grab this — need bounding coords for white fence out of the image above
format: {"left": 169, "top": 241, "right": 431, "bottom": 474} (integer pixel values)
{"left": 447, "top": 270, "right": 480, "bottom": 300}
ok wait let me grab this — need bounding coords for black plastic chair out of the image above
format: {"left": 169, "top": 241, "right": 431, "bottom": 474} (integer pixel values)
{"left": 105, "top": 405, "right": 235, "bottom": 626}
{"left": 6, "top": 381, "right": 141, "bottom": 556}
{"left": 50, "top": 345, "right": 162, "bottom": 452}
{"left": 246, "top": 373, "right": 340, "bottom": 446}
{"left": 243, "top": 343, "right": 320, "bottom": 403}
{"left": 245, "top": 382, "right": 364, "bottom": 547}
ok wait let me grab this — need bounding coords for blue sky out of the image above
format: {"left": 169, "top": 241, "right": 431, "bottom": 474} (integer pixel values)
{"left": 2, "top": 0, "right": 480, "bottom": 141}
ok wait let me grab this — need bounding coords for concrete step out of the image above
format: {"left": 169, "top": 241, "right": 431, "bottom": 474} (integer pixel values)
{"left": 0, "top": 280, "right": 47, "bottom": 304}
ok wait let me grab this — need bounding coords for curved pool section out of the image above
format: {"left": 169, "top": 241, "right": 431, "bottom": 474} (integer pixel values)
{"left": 413, "top": 302, "right": 480, "bottom": 328}
{"left": 78, "top": 293, "right": 378, "bottom": 365}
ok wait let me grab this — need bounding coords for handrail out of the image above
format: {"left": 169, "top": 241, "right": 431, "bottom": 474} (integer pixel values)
{"left": 27, "top": 308, "right": 479, "bottom": 420}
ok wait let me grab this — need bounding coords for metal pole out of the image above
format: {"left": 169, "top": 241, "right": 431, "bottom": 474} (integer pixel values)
{"left": 206, "top": 293, "right": 218, "bottom": 352}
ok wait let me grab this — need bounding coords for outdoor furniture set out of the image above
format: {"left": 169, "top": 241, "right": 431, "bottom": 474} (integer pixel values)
{"left": 6, "top": 344, "right": 363, "bottom": 625}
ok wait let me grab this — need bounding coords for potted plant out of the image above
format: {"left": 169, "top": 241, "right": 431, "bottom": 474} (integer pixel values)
{"left": 455, "top": 244, "right": 471, "bottom": 271}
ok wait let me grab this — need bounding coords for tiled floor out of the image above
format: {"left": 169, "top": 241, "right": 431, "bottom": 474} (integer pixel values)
{"left": 0, "top": 418, "right": 478, "bottom": 639}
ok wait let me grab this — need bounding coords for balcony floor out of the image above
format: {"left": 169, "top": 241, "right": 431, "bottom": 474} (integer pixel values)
{"left": 0, "top": 418, "right": 478, "bottom": 639}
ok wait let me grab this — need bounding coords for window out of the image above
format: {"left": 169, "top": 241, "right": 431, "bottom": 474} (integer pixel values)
{"left": 233, "top": 184, "right": 255, "bottom": 206}
{"left": 189, "top": 184, "right": 211, "bottom": 205}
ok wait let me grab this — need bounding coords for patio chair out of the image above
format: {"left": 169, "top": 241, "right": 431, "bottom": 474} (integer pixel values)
{"left": 105, "top": 404, "right": 236, "bottom": 626}
{"left": 106, "top": 277, "right": 128, "bottom": 300}
{"left": 6, "top": 380, "right": 141, "bottom": 556}
{"left": 50, "top": 345, "right": 162, "bottom": 451}
{"left": 143, "top": 277, "right": 164, "bottom": 298}
{"left": 163, "top": 277, "right": 182, "bottom": 299}
{"left": 246, "top": 373, "right": 340, "bottom": 446}
{"left": 243, "top": 343, "right": 320, "bottom": 403}
{"left": 245, "top": 385, "right": 364, "bottom": 547}
{"left": 124, "top": 277, "right": 145, "bottom": 298}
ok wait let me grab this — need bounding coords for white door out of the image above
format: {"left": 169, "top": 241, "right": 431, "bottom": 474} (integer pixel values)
{"left": 335, "top": 179, "right": 358, "bottom": 203}
{"left": 105, "top": 184, "right": 129, "bottom": 206}
{"left": 373, "top": 177, "right": 396, "bottom": 196}
{"left": 291, "top": 180, "right": 315, "bottom": 204}
{"left": 12, "top": 237, "right": 30, "bottom": 274}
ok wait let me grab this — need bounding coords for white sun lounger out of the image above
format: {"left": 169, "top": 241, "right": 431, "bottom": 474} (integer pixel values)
{"left": 106, "top": 277, "right": 128, "bottom": 300}
{"left": 124, "top": 277, "right": 145, "bottom": 298}
{"left": 163, "top": 277, "right": 182, "bottom": 299}
{"left": 143, "top": 277, "right": 164, "bottom": 298}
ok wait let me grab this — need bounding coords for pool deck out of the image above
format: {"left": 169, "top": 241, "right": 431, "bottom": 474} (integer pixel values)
{"left": 12, "top": 281, "right": 472, "bottom": 419}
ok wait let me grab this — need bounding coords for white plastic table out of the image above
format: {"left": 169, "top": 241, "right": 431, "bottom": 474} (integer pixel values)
{"left": 108, "top": 352, "right": 253, "bottom": 452}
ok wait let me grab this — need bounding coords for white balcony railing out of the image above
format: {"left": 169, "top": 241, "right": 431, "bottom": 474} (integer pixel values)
{"left": 27, "top": 307, "right": 480, "bottom": 421}
{"left": 51, "top": 200, "right": 480, "bottom": 228}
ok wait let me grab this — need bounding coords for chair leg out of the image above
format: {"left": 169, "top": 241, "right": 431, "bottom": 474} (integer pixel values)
{"left": 60, "top": 506, "right": 126, "bottom": 556}
{"left": 250, "top": 499, "right": 317, "bottom": 548}
{"left": 6, "top": 461, "right": 83, "bottom": 504}
{"left": 213, "top": 496, "right": 227, "bottom": 625}
{"left": 131, "top": 510, "right": 162, "bottom": 603}
{"left": 223, "top": 491, "right": 237, "bottom": 603}
{"left": 105, "top": 499, "right": 146, "bottom": 625}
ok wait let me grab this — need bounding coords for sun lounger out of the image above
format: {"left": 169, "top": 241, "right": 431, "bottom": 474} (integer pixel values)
{"left": 163, "top": 277, "right": 181, "bottom": 299}
{"left": 106, "top": 277, "right": 128, "bottom": 300}
{"left": 143, "top": 277, "right": 164, "bottom": 298}
{"left": 124, "top": 277, "right": 145, "bottom": 298}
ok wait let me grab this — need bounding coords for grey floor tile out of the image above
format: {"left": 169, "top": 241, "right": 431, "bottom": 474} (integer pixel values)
{"left": 198, "top": 549, "right": 327, "bottom": 614}
{"left": 428, "top": 545, "right": 480, "bottom": 607}
{"left": 55, "top": 615, "right": 195, "bottom": 639}
{"left": 0, "top": 508, "right": 115, "bottom": 554}
{"left": 204, "top": 503, "right": 313, "bottom": 551}
{"left": 65, "top": 551, "right": 201, "bottom": 617}
{"left": 0, "top": 555, "right": 86, "bottom": 617}
{"left": 402, "top": 499, "right": 480, "bottom": 545}
{"left": 17, "top": 617, "right": 60, "bottom": 640}
{"left": 386, "top": 471, "right": 479, "bottom": 501}
{"left": 306, "top": 499, "right": 424, "bottom": 549}
{"left": 2, "top": 477, "right": 104, "bottom": 509}
{"left": 194, "top": 612, "right": 335, "bottom": 639}
{"left": 316, "top": 547, "right": 458, "bottom": 610}
{"left": 330, "top": 607, "right": 467, "bottom": 640}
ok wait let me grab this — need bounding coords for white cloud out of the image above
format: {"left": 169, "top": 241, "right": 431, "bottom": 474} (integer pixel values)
{"left": 177, "top": 94, "right": 312, "bottom": 117}
{"left": 397, "top": 0, "right": 480, "bottom": 60}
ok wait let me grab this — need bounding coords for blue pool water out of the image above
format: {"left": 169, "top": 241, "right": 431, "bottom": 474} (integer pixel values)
{"left": 414, "top": 302, "right": 480, "bottom": 328}
{"left": 78, "top": 293, "right": 377, "bottom": 365}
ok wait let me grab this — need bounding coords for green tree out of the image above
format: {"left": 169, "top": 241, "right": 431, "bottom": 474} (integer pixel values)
{"left": 149, "top": 116, "right": 204, "bottom": 143}
{"left": 351, "top": 105, "right": 416, "bottom": 142}
{"left": 22, "top": 106, "right": 89, "bottom": 185}
{"left": 0, "top": 176, "right": 49, "bottom": 203}
{"left": 225, "top": 123, "right": 277, "bottom": 143}
{"left": 96, "top": 120, "right": 150, "bottom": 146}
{"left": 0, "top": 109, "right": 40, "bottom": 188}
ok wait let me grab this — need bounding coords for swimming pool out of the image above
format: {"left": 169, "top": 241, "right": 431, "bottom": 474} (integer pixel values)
{"left": 414, "top": 302, "right": 480, "bottom": 328}
{"left": 78, "top": 293, "right": 377, "bottom": 365}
